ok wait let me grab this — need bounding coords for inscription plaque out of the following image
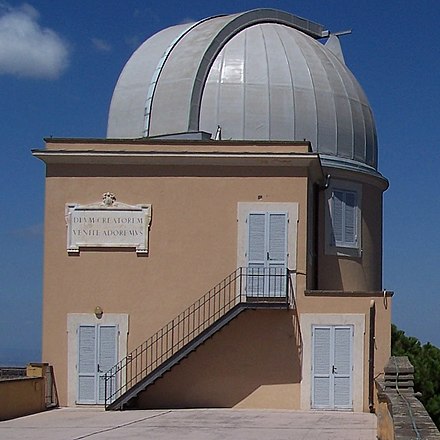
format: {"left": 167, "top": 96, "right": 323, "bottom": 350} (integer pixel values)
{"left": 66, "top": 193, "right": 151, "bottom": 254}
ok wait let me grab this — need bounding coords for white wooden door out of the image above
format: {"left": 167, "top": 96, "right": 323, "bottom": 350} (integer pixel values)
{"left": 247, "top": 212, "right": 287, "bottom": 296}
{"left": 77, "top": 324, "right": 118, "bottom": 404}
{"left": 312, "top": 325, "right": 353, "bottom": 409}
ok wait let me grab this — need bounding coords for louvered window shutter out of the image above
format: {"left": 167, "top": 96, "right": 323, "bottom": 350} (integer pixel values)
{"left": 247, "top": 213, "right": 266, "bottom": 295}
{"left": 312, "top": 327, "right": 331, "bottom": 408}
{"left": 333, "top": 327, "right": 352, "bottom": 407}
{"left": 268, "top": 213, "right": 287, "bottom": 264}
{"left": 344, "top": 192, "right": 357, "bottom": 245}
{"left": 78, "top": 325, "right": 96, "bottom": 403}
{"left": 332, "top": 189, "right": 358, "bottom": 248}
{"left": 248, "top": 213, "right": 266, "bottom": 264}
{"left": 332, "top": 191, "right": 344, "bottom": 245}
{"left": 268, "top": 213, "right": 287, "bottom": 295}
{"left": 98, "top": 325, "right": 117, "bottom": 403}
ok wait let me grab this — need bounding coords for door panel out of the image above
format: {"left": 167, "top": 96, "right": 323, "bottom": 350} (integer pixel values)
{"left": 312, "top": 326, "right": 331, "bottom": 408}
{"left": 268, "top": 213, "right": 287, "bottom": 262}
{"left": 78, "top": 325, "right": 97, "bottom": 403}
{"left": 333, "top": 327, "right": 352, "bottom": 408}
{"left": 98, "top": 325, "right": 117, "bottom": 403}
{"left": 314, "top": 376, "right": 331, "bottom": 407}
{"left": 334, "top": 376, "right": 351, "bottom": 407}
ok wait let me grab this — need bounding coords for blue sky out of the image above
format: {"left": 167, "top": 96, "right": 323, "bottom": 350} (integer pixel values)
{"left": 0, "top": 0, "right": 439, "bottom": 365}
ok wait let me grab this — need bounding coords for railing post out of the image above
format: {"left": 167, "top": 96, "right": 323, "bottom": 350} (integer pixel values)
{"left": 104, "top": 372, "right": 108, "bottom": 408}
{"left": 239, "top": 267, "right": 243, "bottom": 302}
{"left": 126, "top": 354, "right": 131, "bottom": 390}
{"left": 171, "top": 319, "right": 175, "bottom": 354}
{"left": 285, "top": 268, "right": 290, "bottom": 309}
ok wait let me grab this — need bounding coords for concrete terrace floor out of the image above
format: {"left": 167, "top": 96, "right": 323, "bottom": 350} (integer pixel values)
{"left": 0, "top": 408, "right": 377, "bottom": 440}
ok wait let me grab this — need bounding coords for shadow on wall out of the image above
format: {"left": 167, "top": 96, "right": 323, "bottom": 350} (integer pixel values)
{"left": 135, "top": 309, "right": 302, "bottom": 409}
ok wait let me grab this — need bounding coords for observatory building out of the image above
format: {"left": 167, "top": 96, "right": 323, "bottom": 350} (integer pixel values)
{"left": 34, "top": 9, "right": 391, "bottom": 411}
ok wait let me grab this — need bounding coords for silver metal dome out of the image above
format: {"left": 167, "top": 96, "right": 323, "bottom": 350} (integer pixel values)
{"left": 107, "top": 9, "right": 378, "bottom": 169}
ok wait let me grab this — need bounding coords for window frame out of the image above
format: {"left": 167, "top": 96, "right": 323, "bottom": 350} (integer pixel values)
{"left": 325, "top": 180, "right": 362, "bottom": 257}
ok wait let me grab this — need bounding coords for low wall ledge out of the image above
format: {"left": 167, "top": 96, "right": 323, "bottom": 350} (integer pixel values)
{"left": 377, "top": 356, "right": 440, "bottom": 440}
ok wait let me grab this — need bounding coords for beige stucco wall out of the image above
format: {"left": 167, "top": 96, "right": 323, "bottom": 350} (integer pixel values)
{"left": 137, "top": 310, "right": 302, "bottom": 409}
{"left": 0, "top": 378, "right": 45, "bottom": 421}
{"left": 41, "top": 144, "right": 311, "bottom": 406}
{"left": 38, "top": 139, "right": 390, "bottom": 410}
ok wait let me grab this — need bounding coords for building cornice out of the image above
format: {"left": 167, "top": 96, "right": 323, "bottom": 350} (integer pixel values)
{"left": 320, "top": 155, "right": 389, "bottom": 190}
{"left": 32, "top": 149, "right": 325, "bottom": 182}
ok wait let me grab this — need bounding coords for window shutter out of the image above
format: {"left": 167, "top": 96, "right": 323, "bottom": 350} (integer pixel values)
{"left": 331, "top": 189, "right": 358, "bottom": 248}
{"left": 248, "top": 213, "right": 266, "bottom": 263}
{"left": 98, "top": 325, "right": 117, "bottom": 403}
{"left": 312, "top": 327, "right": 331, "bottom": 408}
{"left": 333, "top": 327, "right": 352, "bottom": 408}
{"left": 268, "top": 213, "right": 287, "bottom": 295}
{"left": 98, "top": 326, "right": 117, "bottom": 371}
{"left": 268, "top": 213, "right": 287, "bottom": 263}
{"left": 78, "top": 325, "right": 96, "bottom": 403}
{"left": 247, "top": 213, "right": 266, "bottom": 295}
{"left": 344, "top": 192, "right": 357, "bottom": 245}
{"left": 332, "top": 191, "right": 344, "bottom": 245}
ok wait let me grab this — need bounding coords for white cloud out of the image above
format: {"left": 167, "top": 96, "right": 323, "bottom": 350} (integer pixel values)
{"left": 91, "top": 37, "right": 111, "bottom": 53}
{"left": 0, "top": 3, "right": 69, "bottom": 79}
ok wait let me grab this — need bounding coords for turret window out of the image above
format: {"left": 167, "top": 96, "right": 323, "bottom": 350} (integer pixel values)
{"left": 326, "top": 181, "right": 361, "bottom": 256}
{"left": 331, "top": 189, "right": 357, "bottom": 248}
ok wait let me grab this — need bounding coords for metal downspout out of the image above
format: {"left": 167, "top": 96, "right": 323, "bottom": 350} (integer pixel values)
{"left": 369, "top": 299, "right": 376, "bottom": 412}
{"left": 313, "top": 174, "right": 330, "bottom": 289}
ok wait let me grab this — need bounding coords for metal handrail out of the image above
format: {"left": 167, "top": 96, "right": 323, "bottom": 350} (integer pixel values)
{"left": 104, "top": 267, "right": 293, "bottom": 408}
